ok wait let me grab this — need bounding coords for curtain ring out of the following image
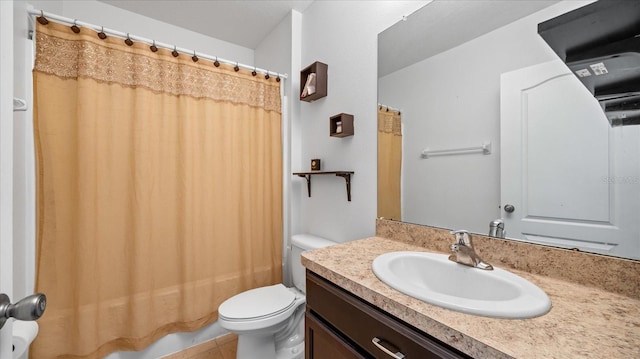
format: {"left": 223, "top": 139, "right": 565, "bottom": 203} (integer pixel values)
{"left": 276, "top": 75, "right": 281, "bottom": 83}
{"left": 192, "top": 51, "right": 199, "bottom": 62}
{"left": 265, "top": 71, "right": 270, "bottom": 80}
{"left": 70, "top": 19, "right": 80, "bottom": 33}
{"left": 172, "top": 46, "right": 179, "bottom": 57}
{"left": 234, "top": 62, "right": 240, "bottom": 72}
{"left": 252, "top": 67, "right": 257, "bottom": 76}
{"left": 386, "top": 106, "right": 390, "bottom": 112}
{"left": 124, "top": 33, "right": 134, "bottom": 46}
{"left": 97, "top": 26, "right": 107, "bottom": 40}
{"left": 37, "top": 10, "right": 49, "bottom": 25}
{"left": 150, "top": 40, "right": 158, "bottom": 53}
{"left": 214, "top": 57, "right": 220, "bottom": 67}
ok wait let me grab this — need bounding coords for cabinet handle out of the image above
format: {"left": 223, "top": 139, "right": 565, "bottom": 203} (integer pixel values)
{"left": 372, "top": 337, "right": 405, "bottom": 359}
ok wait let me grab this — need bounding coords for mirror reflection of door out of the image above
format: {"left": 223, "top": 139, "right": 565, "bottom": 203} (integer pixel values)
{"left": 377, "top": 107, "right": 402, "bottom": 221}
{"left": 501, "top": 60, "right": 640, "bottom": 259}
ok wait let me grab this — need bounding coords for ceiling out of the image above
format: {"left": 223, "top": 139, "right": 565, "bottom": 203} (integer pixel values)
{"left": 98, "top": 0, "right": 315, "bottom": 49}
{"left": 378, "top": 0, "right": 561, "bottom": 77}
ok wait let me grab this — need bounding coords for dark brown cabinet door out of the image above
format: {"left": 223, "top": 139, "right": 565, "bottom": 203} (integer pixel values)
{"left": 306, "top": 271, "right": 471, "bottom": 359}
{"left": 305, "top": 312, "right": 367, "bottom": 359}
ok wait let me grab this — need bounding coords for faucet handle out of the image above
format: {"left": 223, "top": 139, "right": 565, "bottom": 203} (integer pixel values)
{"left": 450, "top": 229, "right": 472, "bottom": 247}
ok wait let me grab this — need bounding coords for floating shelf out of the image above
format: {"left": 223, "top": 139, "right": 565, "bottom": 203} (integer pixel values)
{"left": 300, "top": 61, "right": 328, "bottom": 102}
{"left": 330, "top": 113, "right": 354, "bottom": 137}
{"left": 293, "top": 171, "right": 354, "bottom": 201}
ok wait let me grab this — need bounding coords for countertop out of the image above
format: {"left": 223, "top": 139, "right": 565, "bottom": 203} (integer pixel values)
{"left": 301, "top": 236, "right": 640, "bottom": 359}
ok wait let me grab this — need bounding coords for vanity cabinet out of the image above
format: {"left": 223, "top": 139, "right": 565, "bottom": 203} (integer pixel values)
{"left": 306, "top": 313, "right": 366, "bottom": 359}
{"left": 305, "top": 271, "right": 471, "bottom": 359}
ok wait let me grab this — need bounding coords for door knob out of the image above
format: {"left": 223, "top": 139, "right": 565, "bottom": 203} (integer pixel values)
{"left": 0, "top": 293, "right": 47, "bottom": 329}
{"left": 504, "top": 204, "right": 515, "bottom": 213}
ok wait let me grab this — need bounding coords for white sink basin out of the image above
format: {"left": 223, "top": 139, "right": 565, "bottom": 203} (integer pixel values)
{"left": 372, "top": 251, "right": 551, "bottom": 319}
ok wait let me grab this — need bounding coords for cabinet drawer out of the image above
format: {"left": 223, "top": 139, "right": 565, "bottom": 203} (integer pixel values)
{"left": 306, "top": 271, "right": 470, "bottom": 359}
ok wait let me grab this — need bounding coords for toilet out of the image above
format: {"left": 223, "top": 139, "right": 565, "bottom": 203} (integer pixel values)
{"left": 218, "top": 234, "right": 337, "bottom": 359}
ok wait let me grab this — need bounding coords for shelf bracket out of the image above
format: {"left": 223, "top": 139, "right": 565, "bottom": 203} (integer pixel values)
{"left": 297, "top": 174, "right": 312, "bottom": 197}
{"left": 335, "top": 173, "right": 352, "bottom": 201}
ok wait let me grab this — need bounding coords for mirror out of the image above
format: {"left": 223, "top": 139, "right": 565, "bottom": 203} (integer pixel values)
{"left": 377, "top": 0, "right": 640, "bottom": 260}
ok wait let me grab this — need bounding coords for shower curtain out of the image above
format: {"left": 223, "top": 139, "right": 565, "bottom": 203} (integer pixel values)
{"left": 377, "top": 108, "right": 402, "bottom": 220}
{"left": 32, "top": 21, "right": 282, "bottom": 359}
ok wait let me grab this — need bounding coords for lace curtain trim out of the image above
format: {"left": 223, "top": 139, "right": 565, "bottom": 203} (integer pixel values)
{"left": 34, "top": 22, "right": 281, "bottom": 113}
{"left": 378, "top": 109, "right": 402, "bottom": 136}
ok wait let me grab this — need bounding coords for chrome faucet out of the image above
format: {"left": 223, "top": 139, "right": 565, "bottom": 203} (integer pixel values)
{"left": 448, "top": 230, "right": 493, "bottom": 270}
{"left": 489, "top": 219, "right": 505, "bottom": 238}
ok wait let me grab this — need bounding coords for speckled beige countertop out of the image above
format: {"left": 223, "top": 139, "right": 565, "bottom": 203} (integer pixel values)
{"left": 302, "top": 235, "right": 640, "bottom": 359}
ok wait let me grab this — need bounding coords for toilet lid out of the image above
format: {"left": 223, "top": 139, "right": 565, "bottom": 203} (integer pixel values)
{"left": 219, "top": 284, "right": 296, "bottom": 320}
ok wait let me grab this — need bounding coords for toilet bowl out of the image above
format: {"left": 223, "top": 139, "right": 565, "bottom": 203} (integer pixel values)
{"left": 218, "top": 234, "right": 337, "bottom": 359}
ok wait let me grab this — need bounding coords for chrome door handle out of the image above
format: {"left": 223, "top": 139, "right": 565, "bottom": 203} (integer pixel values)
{"left": 0, "top": 293, "right": 47, "bottom": 329}
{"left": 372, "top": 337, "right": 405, "bottom": 359}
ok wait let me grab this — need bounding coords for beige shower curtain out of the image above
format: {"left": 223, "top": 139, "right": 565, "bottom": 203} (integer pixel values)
{"left": 32, "top": 22, "right": 282, "bottom": 359}
{"left": 377, "top": 108, "right": 402, "bottom": 220}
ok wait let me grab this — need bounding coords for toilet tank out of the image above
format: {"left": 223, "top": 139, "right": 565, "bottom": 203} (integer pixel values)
{"left": 290, "top": 234, "right": 337, "bottom": 293}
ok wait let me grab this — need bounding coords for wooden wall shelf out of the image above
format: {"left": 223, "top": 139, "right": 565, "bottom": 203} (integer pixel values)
{"left": 300, "top": 62, "right": 328, "bottom": 102}
{"left": 293, "top": 171, "right": 354, "bottom": 201}
{"left": 330, "top": 113, "right": 354, "bottom": 137}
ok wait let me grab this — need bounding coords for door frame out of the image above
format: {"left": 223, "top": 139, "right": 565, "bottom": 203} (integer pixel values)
{"left": 0, "top": 0, "right": 15, "bottom": 355}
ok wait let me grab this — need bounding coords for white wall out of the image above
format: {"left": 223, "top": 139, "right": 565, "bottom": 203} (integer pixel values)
{"left": 378, "top": 1, "right": 593, "bottom": 235}
{"left": 11, "top": 0, "right": 257, "bottom": 357}
{"left": 298, "top": 1, "right": 428, "bottom": 243}
{"left": 254, "top": 10, "right": 302, "bottom": 286}
{"left": 13, "top": 0, "right": 36, "bottom": 306}
{"left": 1, "top": 1, "right": 16, "bottom": 357}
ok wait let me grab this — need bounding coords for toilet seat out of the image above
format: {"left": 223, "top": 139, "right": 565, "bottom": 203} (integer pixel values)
{"left": 219, "top": 284, "right": 304, "bottom": 332}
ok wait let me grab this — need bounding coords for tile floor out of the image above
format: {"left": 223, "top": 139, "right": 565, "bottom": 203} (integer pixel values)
{"left": 163, "top": 333, "right": 237, "bottom": 359}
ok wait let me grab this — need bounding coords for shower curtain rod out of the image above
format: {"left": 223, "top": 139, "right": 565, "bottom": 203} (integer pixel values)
{"left": 27, "top": 8, "right": 288, "bottom": 80}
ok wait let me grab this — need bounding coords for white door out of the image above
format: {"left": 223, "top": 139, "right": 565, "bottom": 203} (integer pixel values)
{"left": 501, "top": 60, "right": 640, "bottom": 260}
{"left": 0, "top": 0, "right": 14, "bottom": 355}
